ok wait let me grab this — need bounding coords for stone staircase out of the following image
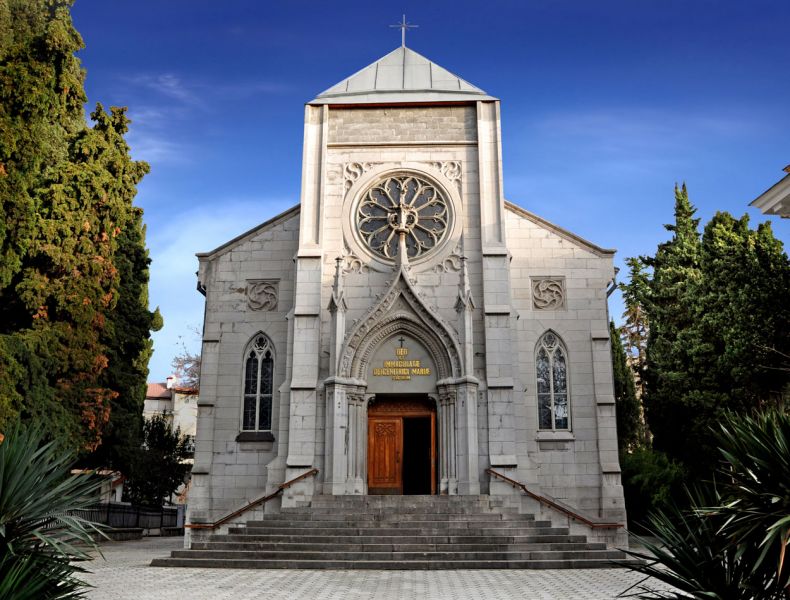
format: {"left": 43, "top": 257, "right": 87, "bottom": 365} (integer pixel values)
{"left": 152, "top": 495, "right": 636, "bottom": 569}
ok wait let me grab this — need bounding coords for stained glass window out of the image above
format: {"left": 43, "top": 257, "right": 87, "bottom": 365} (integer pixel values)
{"left": 356, "top": 175, "right": 449, "bottom": 260}
{"left": 536, "top": 331, "right": 570, "bottom": 430}
{"left": 242, "top": 334, "right": 274, "bottom": 431}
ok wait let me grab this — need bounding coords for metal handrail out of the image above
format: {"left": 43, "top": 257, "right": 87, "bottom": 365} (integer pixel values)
{"left": 186, "top": 468, "right": 319, "bottom": 530}
{"left": 486, "top": 467, "right": 621, "bottom": 529}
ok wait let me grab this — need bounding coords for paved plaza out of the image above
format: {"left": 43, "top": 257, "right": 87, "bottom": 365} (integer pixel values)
{"left": 80, "top": 538, "right": 676, "bottom": 600}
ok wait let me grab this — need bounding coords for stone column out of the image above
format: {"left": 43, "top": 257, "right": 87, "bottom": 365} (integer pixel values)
{"left": 591, "top": 330, "right": 627, "bottom": 523}
{"left": 185, "top": 337, "right": 219, "bottom": 546}
{"left": 476, "top": 100, "right": 519, "bottom": 491}
{"left": 283, "top": 104, "right": 327, "bottom": 507}
{"left": 323, "top": 381, "right": 348, "bottom": 495}
{"left": 454, "top": 379, "right": 481, "bottom": 495}
{"left": 436, "top": 392, "right": 450, "bottom": 495}
{"left": 347, "top": 393, "right": 366, "bottom": 494}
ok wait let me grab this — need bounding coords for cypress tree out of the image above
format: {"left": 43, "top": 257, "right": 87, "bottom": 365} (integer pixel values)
{"left": 0, "top": 1, "right": 154, "bottom": 456}
{"left": 641, "top": 184, "right": 705, "bottom": 471}
{"left": 634, "top": 185, "right": 790, "bottom": 478}
{"left": 610, "top": 320, "right": 641, "bottom": 451}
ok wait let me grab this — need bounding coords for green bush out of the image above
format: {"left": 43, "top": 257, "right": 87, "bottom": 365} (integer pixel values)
{"left": 0, "top": 423, "right": 104, "bottom": 599}
{"left": 624, "top": 408, "right": 790, "bottom": 599}
{"left": 620, "top": 446, "right": 685, "bottom": 533}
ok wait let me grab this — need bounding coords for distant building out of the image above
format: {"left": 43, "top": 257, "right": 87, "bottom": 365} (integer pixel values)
{"left": 144, "top": 377, "right": 198, "bottom": 454}
{"left": 751, "top": 165, "right": 790, "bottom": 218}
{"left": 144, "top": 377, "right": 198, "bottom": 505}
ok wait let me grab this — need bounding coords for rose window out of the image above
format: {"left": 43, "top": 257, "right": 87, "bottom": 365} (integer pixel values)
{"left": 356, "top": 175, "right": 449, "bottom": 260}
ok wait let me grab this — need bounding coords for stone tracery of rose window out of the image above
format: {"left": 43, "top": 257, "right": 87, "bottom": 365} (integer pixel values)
{"left": 356, "top": 175, "right": 449, "bottom": 260}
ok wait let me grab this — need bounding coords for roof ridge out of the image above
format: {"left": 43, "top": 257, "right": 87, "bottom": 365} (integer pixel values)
{"left": 310, "top": 45, "right": 495, "bottom": 104}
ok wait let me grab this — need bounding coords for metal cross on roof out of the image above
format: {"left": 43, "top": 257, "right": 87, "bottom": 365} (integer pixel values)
{"left": 390, "top": 14, "right": 418, "bottom": 47}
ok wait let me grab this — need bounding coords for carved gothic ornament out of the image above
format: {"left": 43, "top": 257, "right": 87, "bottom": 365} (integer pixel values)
{"left": 531, "top": 278, "right": 566, "bottom": 310}
{"left": 368, "top": 397, "right": 436, "bottom": 414}
{"left": 339, "top": 267, "right": 463, "bottom": 381}
{"left": 341, "top": 163, "right": 463, "bottom": 274}
{"left": 374, "top": 422, "right": 397, "bottom": 436}
{"left": 246, "top": 280, "right": 278, "bottom": 311}
{"left": 339, "top": 245, "right": 367, "bottom": 275}
{"left": 430, "top": 161, "right": 462, "bottom": 193}
{"left": 343, "top": 162, "right": 380, "bottom": 193}
{"left": 433, "top": 245, "right": 463, "bottom": 273}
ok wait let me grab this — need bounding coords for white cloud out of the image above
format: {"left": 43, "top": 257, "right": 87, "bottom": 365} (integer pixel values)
{"left": 126, "top": 130, "right": 189, "bottom": 165}
{"left": 145, "top": 197, "right": 296, "bottom": 380}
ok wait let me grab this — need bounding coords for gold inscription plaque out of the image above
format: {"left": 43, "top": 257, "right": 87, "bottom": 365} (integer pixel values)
{"left": 373, "top": 343, "right": 431, "bottom": 381}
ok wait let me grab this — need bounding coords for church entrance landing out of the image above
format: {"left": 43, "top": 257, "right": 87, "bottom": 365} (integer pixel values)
{"left": 367, "top": 396, "right": 436, "bottom": 495}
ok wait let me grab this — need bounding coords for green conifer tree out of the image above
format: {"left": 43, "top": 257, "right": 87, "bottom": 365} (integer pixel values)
{"left": 641, "top": 184, "right": 706, "bottom": 471}
{"left": 0, "top": 1, "right": 154, "bottom": 456}
{"left": 610, "top": 320, "right": 641, "bottom": 451}
{"left": 634, "top": 185, "right": 789, "bottom": 478}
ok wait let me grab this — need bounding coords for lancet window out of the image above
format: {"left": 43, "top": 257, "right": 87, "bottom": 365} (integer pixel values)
{"left": 242, "top": 334, "right": 274, "bottom": 431}
{"left": 536, "top": 331, "right": 570, "bottom": 430}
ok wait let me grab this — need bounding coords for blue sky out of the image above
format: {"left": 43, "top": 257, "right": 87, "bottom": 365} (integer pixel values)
{"left": 70, "top": 0, "right": 790, "bottom": 381}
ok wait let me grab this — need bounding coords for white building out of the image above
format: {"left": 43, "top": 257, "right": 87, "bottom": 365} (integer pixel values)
{"left": 188, "top": 45, "right": 626, "bottom": 538}
{"left": 144, "top": 378, "right": 198, "bottom": 452}
{"left": 751, "top": 165, "right": 790, "bottom": 218}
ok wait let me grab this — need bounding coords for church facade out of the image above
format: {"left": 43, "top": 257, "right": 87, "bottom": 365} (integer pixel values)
{"left": 188, "top": 46, "right": 626, "bottom": 535}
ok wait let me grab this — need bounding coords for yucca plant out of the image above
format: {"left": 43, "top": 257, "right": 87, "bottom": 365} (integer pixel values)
{"left": 621, "top": 407, "right": 790, "bottom": 599}
{"left": 622, "top": 485, "right": 777, "bottom": 599}
{"left": 714, "top": 409, "right": 790, "bottom": 595}
{"left": 0, "top": 423, "right": 105, "bottom": 599}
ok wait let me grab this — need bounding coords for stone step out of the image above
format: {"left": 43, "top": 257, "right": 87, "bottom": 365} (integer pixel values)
{"left": 248, "top": 513, "right": 536, "bottom": 523}
{"left": 280, "top": 506, "right": 523, "bottom": 516}
{"left": 152, "top": 557, "right": 641, "bottom": 570}
{"left": 230, "top": 526, "right": 569, "bottom": 538}
{"left": 193, "top": 541, "right": 608, "bottom": 552}
{"left": 307, "top": 497, "right": 506, "bottom": 509}
{"left": 214, "top": 533, "right": 591, "bottom": 545}
{"left": 169, "top": 549, "right": 627, "bottom": 561}
{"left": 165, "top": 494, "right": 630, "bottom": 571}
{"left": 239, "top": 519, "right": 553, "bottom": 529}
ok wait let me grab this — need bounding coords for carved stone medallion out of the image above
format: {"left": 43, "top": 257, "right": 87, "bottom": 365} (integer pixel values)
{"left": 531, "top": 278, "right": 565, "bottom": 310}
{"left": 247, "top": 280, "right": 278, "bottom": 311}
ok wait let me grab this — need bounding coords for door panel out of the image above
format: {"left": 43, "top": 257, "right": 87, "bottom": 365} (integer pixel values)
{"left": 368, "top": 417, "right": 402, "bottom": 493}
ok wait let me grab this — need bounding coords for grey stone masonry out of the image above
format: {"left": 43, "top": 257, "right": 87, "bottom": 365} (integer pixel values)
{"left": 328, "top": 106, "right": 477, "bottom": 144}
{"left": 187, "top": 46, "right": 628, "bottom": 552}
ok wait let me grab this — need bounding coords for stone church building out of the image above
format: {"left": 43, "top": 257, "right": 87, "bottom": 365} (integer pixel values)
{"left": 187, "top": 44, "right": 627, "bottom": 542}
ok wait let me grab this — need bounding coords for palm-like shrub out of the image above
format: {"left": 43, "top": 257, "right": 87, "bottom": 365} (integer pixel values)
{"left": 716, "top": 409, "right": 790, "bottom": 589}
{"left": 0, "top": 424, "right": 104, "bottom": 599}
{"left": 623, "top": 408, "right": 790, "bottom": 599}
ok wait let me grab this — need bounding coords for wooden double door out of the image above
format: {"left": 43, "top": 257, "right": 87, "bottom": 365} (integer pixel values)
{"left": 367, "top": 397, "right": 437, "bottom": 495}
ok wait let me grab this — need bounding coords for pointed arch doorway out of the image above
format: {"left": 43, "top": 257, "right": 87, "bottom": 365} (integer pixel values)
{"left": 367, "top": 396, "right": 437, "bottom": 495}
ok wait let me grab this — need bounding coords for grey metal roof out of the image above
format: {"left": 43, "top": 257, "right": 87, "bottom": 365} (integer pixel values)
{"left": 310, "top": 46, "right": 496, "bottom": 105}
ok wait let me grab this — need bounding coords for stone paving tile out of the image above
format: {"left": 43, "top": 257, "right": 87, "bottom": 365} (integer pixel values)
{"left": 80, "top": 538, "right": 675, "bottom": 600}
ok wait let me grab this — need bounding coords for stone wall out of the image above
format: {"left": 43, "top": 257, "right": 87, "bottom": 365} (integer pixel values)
{"left": 191, "top": 210, "right": 299, "bottom": 522}
{"left": 190, "top": 100, "right": 625, "bottom": 527}
{"left": 505, "top": 205, "right": 617, "bottom": 514}
{"left": 327, "top": 106, "right": 477, "bottom": 144}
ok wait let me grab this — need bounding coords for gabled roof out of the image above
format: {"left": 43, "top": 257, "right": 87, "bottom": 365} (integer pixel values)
{"left": 146, "top": 382, "right": 170, "bottom": 399}
{"left": 196, "top": 204, "right": 300, "bottom": 261}
{"left": 504, "top": 201, "right": 616, "bottom": 257}
{"left": 750, "top": 166, "right": 790, "bottom": 218}
{"left": 311, "top": 46, "right": 496, "bottom": 105}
